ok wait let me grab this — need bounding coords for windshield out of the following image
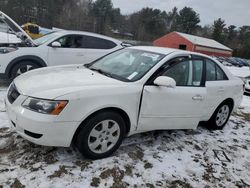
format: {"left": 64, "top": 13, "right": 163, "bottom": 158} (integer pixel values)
{"left": 34, "top": 31, "right": 59, "bottom": 45}
{"left": 88, "top": 49, "right": 165, "bottom": 82}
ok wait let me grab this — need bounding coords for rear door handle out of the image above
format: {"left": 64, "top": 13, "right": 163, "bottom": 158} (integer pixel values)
{"left": 76, "top": 53, "right": 84, "bottom": 56}
{"left": 218, "top": 87, "right": 225, "bottom": 92}
{"left": 192, "top": 95, "right": 204, "bottom": 101}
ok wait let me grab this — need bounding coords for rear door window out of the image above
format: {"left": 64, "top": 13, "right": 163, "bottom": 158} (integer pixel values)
{"left": 206, "top": 59, "right": 216, "bottom": 81}
{"left": 206, "top": 59, "right": 228, "bottom": 81}
{"left": 54, "top": 35, "right": 117, "bottom": 49}
{"left": 81, "top": 35, "right": 117, "bottom": 49}
{"left": 216, "top": 65, "right": 227, "bottom": 80}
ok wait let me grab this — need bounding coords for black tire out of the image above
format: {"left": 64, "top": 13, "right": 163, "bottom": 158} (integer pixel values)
{"left": 75, "top": 111, "right": 126, "bottom": 159}
{"left": 207, "top": 102, "right": 233, "bottom": 130}
{"left": 10, "top": 61, "right": 40, "bottom": 79}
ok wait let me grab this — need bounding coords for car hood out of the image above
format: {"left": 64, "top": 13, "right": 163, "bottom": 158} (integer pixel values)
{"left": 0, "top": 11, "right": 35, "bottom": 45}
{"left": 14, "top": 65, "right": 124, "bottom": 99}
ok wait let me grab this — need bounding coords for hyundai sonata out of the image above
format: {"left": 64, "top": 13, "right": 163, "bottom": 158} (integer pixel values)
{"left": 5, "top": 46, "right": 244, "bottom": 159}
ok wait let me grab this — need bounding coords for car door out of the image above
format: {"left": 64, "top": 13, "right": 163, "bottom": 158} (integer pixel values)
{"left": 204, "top": 58, "right": 231, "bottom": 117}
{"left": 47, "top": 34, "right": 120, "bottom": 66}
{"left": 138, "top": 56, "right": 206, "bottom": 131}
{"left": 79, "top": 35, "right": 121, "bottom": 63}
{"left": 47, "top": 34, "right": 87, "bottom": 66}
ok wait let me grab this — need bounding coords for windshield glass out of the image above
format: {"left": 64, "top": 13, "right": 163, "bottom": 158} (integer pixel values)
{"left": 88, "top": 49, "right": 165, "bottom": 82}
{"left": 34, "top": 31, "right": 59, "bottom": 45}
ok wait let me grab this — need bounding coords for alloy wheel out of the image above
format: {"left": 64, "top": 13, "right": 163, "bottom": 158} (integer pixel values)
{"left": 88, "top": 120, "right": 120, "bottom": 154}
{"left": 16, "top": 65, "right": 35, "bottom": 76}
{"left": 215, "top": 105, "right": 230, "bottom": 127}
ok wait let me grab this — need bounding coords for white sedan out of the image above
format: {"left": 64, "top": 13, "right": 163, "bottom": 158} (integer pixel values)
{"left": 5, "top": 46, "right": 244, "bottom": 159}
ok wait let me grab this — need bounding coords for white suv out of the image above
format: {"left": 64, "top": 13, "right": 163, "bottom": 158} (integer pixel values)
{"left": 0, "top": 11, "right": 123, "bottom": 79}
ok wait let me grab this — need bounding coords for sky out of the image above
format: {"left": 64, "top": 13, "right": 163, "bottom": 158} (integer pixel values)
{"left": 112, "top": 0, "right": 250, "bottom": 27}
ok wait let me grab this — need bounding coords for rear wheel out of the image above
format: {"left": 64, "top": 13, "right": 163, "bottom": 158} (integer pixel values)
{"left": 207, "top": 102, "right": 232, "bottom": 130}
{"left": 75, "top": 111, "right": 125, "bottom": 159}
{"left": 10, "top": 61, "right": 40, "bottom": 78}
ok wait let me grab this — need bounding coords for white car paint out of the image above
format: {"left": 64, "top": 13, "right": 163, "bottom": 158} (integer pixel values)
{"left": 226, "top": 66, "right": 250, "bottom": 94}
{"left": 0, "top": 11, "right": 123, "bottom": 78}
{"left": 5, "top": 46, "right": 243, "bottom": 148}
{"left": 0, "top": 32, "right": 21, "bottom": 44}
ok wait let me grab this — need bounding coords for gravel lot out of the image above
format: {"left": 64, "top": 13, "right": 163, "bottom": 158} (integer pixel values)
{"left": 0, "top": 83, "right": 250, "bottom": 188}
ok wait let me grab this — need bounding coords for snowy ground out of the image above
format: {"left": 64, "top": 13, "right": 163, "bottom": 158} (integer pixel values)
{"left": 226, "top": 66, "right": 250, "bottom": 78}
{"left": 0, "top": 83, "right": 250, "bottom": 187}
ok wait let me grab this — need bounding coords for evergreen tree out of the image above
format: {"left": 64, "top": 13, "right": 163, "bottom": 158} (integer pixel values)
{"left": 212, "top": 18, "right": 226, "bottom": 43}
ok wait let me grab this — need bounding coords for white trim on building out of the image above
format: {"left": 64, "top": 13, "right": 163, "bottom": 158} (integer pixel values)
{"left": 176, "top": 32, "right": 232, "bottom": 52}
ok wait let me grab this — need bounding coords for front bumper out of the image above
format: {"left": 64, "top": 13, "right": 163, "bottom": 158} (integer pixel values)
{"left": 5, "top": 95, "right": 79, "bottom": 147}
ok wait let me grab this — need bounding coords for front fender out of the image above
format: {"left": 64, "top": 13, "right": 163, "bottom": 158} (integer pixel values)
{"left": 5, "top": 55, "right": 47, "bottom": 78}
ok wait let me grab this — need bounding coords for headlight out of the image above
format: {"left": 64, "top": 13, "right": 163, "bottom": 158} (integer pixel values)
{"left": 0, "top": 47, "right": 18, "bottom": 54}
{"left": 22, "top": 97, "right": 68, "bottom": 115}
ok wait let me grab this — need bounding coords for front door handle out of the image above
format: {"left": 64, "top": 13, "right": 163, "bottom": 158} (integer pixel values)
{"left": 192, "top": 94, "right": 204, "bottom": 101}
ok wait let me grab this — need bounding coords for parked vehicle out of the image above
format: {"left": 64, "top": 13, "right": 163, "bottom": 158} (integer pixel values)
{"left": 225, "top": 57, "right": 243, "bottom": 67}
{"left": 5, "top": 46, "right": 244, "bottom": 159}
{"left": 243, "top": 76, "right": 250, "bottom": 94}
{"left": 211, "top": 56, "right": 232, "bottom": 66}
{"left": 245, "top": 59, "right": 250, "bottom": 66}
{"left": 0, "top": 11, "right": 124, "bottom": 79}
{"left": 222, "top": 61, "right": 232, "bottom": 66}
{"left": 234, "top": 57, "right": 249, "bottom": 67}
{"left": 21, "top": 23, "right": 44, "bottom": 39}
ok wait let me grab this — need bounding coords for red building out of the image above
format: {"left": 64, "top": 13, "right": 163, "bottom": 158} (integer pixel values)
{"left": 153, "top": 32, "right": 232, "bottom": 57}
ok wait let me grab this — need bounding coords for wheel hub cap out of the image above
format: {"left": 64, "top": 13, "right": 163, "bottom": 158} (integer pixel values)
{"left": 88, "top": 120, "right": 120, "bottom": 154}
{"left": 16, "top": 65, "right": 35, "bottom": 76}
{"left": 216, "top": 105, "right": 230, "bottom": 127}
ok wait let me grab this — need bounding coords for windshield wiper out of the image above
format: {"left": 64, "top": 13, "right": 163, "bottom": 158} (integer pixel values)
{"left": 86, "top": 66, "right": 130, "bottom": 82}
{"left": 89, "top": 67, "right": 113, "bottom": 78}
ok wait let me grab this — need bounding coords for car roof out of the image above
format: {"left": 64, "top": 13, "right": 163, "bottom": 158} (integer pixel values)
{"left": 129, "top": 46, "right": 212, "bottom": 58}
{"left": 55, "top": 30, "right": 122, "bottom": 44}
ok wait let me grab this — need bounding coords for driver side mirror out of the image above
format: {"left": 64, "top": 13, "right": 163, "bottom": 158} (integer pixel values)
{"left": 51, "top": 41, "right": 61, "bottom": 48}
{"left": 154, "top": 76, "right": 176, "bottom": 88}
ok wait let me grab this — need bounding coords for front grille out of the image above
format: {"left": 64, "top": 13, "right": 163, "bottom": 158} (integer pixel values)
{"left": 245, "top": 88, "right": 250, "bottom": 92}
{"left": 7, "top": 84, "right": 20, "bottom": 104}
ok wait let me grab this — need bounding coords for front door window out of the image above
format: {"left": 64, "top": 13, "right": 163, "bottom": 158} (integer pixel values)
{"left": 161, "top": 58, "right": 204, "bottom": 87}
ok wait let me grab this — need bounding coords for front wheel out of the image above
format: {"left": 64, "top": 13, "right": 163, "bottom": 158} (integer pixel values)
{"left": 207, "top": 102, "right": 232, "bottom": 130}
{"left": 75, "top": 111, "right": 125, "bottom": 159}
{"left": 10, "top": 61, "right": 40, "bottom": 79}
